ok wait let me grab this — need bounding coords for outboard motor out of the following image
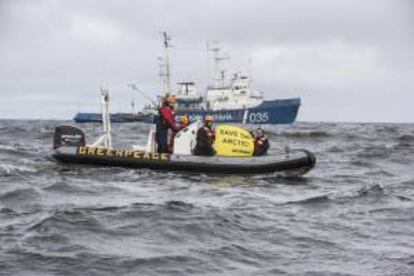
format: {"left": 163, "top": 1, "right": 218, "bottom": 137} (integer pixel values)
{"left": 53, "top": 125, "right": 85, "bottom": 149}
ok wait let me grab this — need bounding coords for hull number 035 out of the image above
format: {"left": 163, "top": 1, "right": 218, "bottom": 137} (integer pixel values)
{"left": 249, "top": 112, "right": 269, "bottom": 123}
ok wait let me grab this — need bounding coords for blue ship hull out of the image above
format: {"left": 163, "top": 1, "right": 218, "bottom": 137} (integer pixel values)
{"left": 177, "top": 98, "right": 300, "bottom": 124}
{"left": 73, "top": 113, "right": 145, "bottom": 123}
{"left": 74, "top": 98, "right": 301, "bottom": 125}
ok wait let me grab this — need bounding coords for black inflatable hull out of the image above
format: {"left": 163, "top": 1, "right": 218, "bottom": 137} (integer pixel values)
{"left": 52, "top": 146, "right": 316, "bottom": 176}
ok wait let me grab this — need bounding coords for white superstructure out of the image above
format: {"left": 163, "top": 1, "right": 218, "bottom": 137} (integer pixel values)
{"left": 205, "top": 73, "right": 263, "bottom": 110}
{"left": 158, "top": 34, "right": 264, "bottom": 112}
{"left": 175, "top": 82, "right": 204, "bottom": 111}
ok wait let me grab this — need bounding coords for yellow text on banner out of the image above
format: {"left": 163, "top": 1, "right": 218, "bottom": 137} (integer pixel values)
{"left": 215, "top": 125, "right": 254, "bottom": 157}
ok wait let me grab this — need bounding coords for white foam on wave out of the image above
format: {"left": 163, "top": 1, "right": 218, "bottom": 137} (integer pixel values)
{"left": 0, "top": 164, "right": 37, "bottom": 175}
{"left": 0, "top": 144, "right": 17, "bottom": 151}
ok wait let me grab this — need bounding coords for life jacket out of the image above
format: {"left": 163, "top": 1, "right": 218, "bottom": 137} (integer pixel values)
{"left": 255, "top": 135, "right": 267, "bottom": 145}
{"left": 254, "top": 135, "right": 269, "bottom": 156}
{"left": 204, "top": 126, "right": 215, "bottom": 142}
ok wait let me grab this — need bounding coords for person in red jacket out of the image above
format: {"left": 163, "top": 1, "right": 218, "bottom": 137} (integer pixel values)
{"left": 156, "top": 95, "right": 178, "bottom": 153}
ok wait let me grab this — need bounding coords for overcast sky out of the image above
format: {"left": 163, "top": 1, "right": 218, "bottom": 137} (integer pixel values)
{"left": 0, "top": 0, "right": 413, "bottom": 122}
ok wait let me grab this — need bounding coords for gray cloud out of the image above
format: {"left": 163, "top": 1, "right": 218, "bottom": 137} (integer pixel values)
{"left": 0, "top": 0, "right": 413, "bottom": 122}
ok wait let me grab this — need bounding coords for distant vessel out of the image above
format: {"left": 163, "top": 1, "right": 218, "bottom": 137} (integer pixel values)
{"left": 73, "top": 33, "right": 301, "bottom": 124}
{"left": 74, "top": 112, "right": 145, "bottom": 123}
{"left": 74, "top": 86, "right": 156, "bottom": 123}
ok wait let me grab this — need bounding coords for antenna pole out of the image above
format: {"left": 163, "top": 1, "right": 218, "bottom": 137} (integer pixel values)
{"left": 160, "top": 31, "right": 172, "bottom": 95}
{"left": 100, "top": 87, "right": 112, "bottom": 148}
{"left": 206, "top": 41, "right": 210, "bottom": 89}
{"left": 207, "top": 42, "right": 230, "bottom": 88}
{"left": 247, "top": 57, "right": 253, "bottom": 84}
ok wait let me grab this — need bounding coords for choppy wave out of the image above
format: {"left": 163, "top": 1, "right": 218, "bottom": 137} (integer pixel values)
{"left": 0, "top": 125, "right": 27, "bottom": 135}
{"left": 282, "top": 184, "right": 397, "bottom": 206}
{"left": 0, "top": 164, "right": 38, "bottom": 176}
{"left": 398, "top": 134, "right": 414, "bottom": 143}
{"left": 0, "top": 120, "right": 413, "bottom": 275}
{"left": 278, "top": 130, "right": 331, "bottom": 138}
{"left": 0, "top": 144, "right": 18, "bottom": 152}
{"left": 285, "top": 194, "right": 331, "bottom": 204}
{"left": 0, "top": 187, "right": 40, "bottom": 204}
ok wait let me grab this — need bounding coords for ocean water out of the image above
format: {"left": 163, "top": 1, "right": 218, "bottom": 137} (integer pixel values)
{"left": 0, "top": 119, "right": 413, "bottom": 276}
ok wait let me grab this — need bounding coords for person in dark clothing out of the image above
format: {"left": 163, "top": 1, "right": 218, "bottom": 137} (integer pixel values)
{"left": 194, "top": 115, "right": 215, "bottom": 156}
{"left": 253, "top": 128, "right": 269, "bottom": 156}
{"left": 156, "top": 95, "right": 178, "bottom": 153}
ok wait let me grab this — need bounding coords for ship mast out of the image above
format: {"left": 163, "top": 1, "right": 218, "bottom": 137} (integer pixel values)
{"left": 207, "top": 42, "right": 230, "bottom": 89}
{"left": 159, "top": 31, "right": 172, "bottom": 95}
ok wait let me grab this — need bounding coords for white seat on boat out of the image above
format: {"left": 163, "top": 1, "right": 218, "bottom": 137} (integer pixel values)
{"left": 173, "top": 121, "right": 201, "bottom": 155}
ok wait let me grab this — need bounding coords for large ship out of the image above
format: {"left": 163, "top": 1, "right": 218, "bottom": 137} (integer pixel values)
{"left": 173, "top": 79, "right": 300, "bottom": 124}
{"left": 73, "top": 112, "right": 144, "bottom": 123}
{"left": 74, "top": 33, "right": 301, "bottom": 124}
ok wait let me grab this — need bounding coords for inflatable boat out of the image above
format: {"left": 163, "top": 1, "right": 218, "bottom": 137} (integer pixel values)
{"left": 52, "top": 90, "right": 315, "bottom": 176}
{"left": 52, "top": 124, "right": 316, "bottom": 176}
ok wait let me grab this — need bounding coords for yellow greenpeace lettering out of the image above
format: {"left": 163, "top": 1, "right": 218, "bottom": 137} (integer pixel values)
{"left": 215, "top": 125, "right": 254, "bottom": 157}
{"left": 96, "top": 148, "right": 105, "bottom": 156}
{"left": 77, "top": 147, "right": 170, "bottom": 161}
{"left": 115, "top": 150, "right": 124, "bottom": 157}
{"left": 87, "top": 147, "right": 96, "bottom": 155}
{"left": 133, "top": 151, "right": 143, "bottom": 159}
{"left": 78, "top": 146, "right": 87, "bottom": 154}
{"left": 160, "top": 153, "right": 169, "bottom": 161}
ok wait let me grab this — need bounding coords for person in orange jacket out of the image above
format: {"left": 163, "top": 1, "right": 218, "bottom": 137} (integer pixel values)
{"left": 179, "top": 114, "right": 190, "bottom": 129}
